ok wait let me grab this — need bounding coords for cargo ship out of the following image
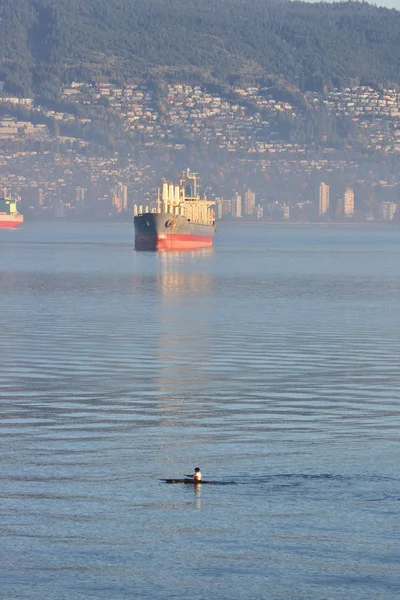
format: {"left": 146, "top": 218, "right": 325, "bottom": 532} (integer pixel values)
{"left": 0, "top": 196, "right": 23, "bottom": 229}
{"left": 134, "top": 169, "right": 215, "bottom": 250}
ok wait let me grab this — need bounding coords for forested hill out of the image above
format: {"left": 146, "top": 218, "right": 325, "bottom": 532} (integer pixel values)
{"left": 1, "top": 0, "right": 400, "bottom": 98}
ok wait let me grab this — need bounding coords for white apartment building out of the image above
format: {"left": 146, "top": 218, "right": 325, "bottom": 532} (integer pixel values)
{"left": 343, "top": 187, "right": 355, "bottom": 216}
{"left": 232, "top": 192, "right": 242, "bottom": 218}
{"left": 338, "top": 187, "right": 355, "bottom": 216}
{"left": 216, "top": 198, "right": 224, "bottom": 220}
{"left": 319, "top": 182, "right": 329, "bottom": 216}
{"left": 380, "top": 201, "right": 397, "bottom": 221}
{"left": 243, "top": 189, "right": 256, "bottom": 216}
{"left": 114, "top": 183, "right": 128, "bottom": 210}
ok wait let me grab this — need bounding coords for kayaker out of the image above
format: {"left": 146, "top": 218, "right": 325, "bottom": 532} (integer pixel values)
{"left": 185, "top": 467, "right": 202, "bottom": 481}
{"left": 193, "top": 467, "right": 202, "bottom": 482}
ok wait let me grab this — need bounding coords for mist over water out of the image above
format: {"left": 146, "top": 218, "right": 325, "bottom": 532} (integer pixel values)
{"left": 1, "top": 222, "right": 400, "bottom": 599}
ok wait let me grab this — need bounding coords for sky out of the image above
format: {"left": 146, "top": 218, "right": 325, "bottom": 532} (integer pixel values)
{"left": 361, "top": 0, "right": 400, "bottom": 7}
{"left": 310, "top": 0, "right": 400, "bottom": 9}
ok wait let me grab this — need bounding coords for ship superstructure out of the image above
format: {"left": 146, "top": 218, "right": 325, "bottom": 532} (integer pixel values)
{"left": 134, "top": 169, "right": 215, "bottom": 250}
{"left": 0, "top": 197, "right": 24, "bottom": 229}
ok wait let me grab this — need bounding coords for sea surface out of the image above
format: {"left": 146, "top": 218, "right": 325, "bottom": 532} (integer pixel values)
{"left": 0, "top": 222, "right": 399, "bottom": 600}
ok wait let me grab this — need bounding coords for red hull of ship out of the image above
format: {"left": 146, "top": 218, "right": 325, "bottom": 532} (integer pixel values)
{"left": 0, "top": 220, "right": 23, "bottom": 229}
{"left": 135, "top": 233, "right": 214, "bottom": 251}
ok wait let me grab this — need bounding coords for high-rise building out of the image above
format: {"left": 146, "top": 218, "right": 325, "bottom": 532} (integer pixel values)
{"left": 54, "top": 201, "right": 67, "bottom": 219}
{"left": 232, "top": 193, "right": 242, "bottom": 218}
{"left": 283, "top": 204, "right": 290, "bottom": 220}
{"left": 216, "top": 198, "right": 224, "bottom": 220}
{"left": 343, "top": 187, "right": 354, "bottom": 216}
{"left": 75, "top": 187, "right": 86, "bottom": 203}
{"left": 221, "top": 199, "right": 231, "bottom": 216}
{"left": 112, "top": 196, "right": 122, "bottom": 213}
{"left": 243, "top": 189, "right": 256, "bottom": 216}
{"left": 256, "top": 204, "right": 264, "bottom": 220}
{"left": 113, "top": 183, "right": 128, "bottom": 210}
{"left": 380, "top": 201, "right": 397, "bottom": 221}
{"left": 319, "top": 183, "right": 329, "bottom": 216}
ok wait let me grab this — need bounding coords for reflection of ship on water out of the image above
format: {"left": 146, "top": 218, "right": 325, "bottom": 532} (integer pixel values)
{"left": 134, "top": 169, "right": 216, "bottom": 251}
{"left": 157, "top": 248, "right": 214, "bottom": 296}
{"left": 152, "top": 251, "right": 215, "bottom": 482}
{"left": 154, "top": 250, "right": 214, "bottom": 414}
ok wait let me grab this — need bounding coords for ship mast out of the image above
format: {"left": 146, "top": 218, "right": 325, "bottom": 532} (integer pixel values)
{"left": 157, "top": 186, "right": 161, "bottom": 213}
{"left": 180, "top": 168, "right": 199, "bottom": 198}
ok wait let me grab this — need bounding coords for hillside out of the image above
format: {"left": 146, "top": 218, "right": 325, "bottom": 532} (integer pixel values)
{"left": 1, "top": 0, "right": 400, "bottom": 98}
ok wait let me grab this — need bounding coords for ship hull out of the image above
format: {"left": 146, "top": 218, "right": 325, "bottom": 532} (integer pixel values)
{"left": 0, "top": 215, "right": 23, "bottom": 229}
{"left": 134, "top": 213, "right": 215, "bottom": 251}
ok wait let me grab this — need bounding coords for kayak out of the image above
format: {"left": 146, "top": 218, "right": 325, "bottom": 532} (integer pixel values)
{"left": 162, "top": 478, "right": 210, "bottom": 484}
{"left": 161, "top": 478, "right": 236, "bottom": 485}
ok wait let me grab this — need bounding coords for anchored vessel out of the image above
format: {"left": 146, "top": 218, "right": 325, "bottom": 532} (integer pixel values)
{"left": 134, "top": 169, "right": 216, "bottom": 250}
{"left": 0, "top": 197, "right": 23, "bottom": 229}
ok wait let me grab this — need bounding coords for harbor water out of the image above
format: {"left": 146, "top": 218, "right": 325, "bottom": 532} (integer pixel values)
{"left": 0, "top": 222, "right": 399, "bottom": 599}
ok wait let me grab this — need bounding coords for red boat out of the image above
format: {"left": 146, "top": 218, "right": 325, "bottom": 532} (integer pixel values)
{"left": 0, "top": 197, "right": 23, "bottom": 229}
{"left": 134, "top": 169, "right": 215, "bottom": 251}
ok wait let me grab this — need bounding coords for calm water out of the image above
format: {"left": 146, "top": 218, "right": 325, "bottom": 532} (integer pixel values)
{"left": 1, "top": 222, "right": 399, "bottom": 599}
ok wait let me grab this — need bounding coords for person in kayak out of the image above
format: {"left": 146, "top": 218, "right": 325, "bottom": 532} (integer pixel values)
{"left": 185, "top": 467, "right": 202, "bottom": 482}
{"left": 193, "top": 467, "right": 202, "bottom": 481}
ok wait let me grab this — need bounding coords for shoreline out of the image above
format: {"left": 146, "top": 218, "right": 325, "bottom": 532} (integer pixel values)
{"left": 217, "top": 220, "right": 398, "bottom": 227}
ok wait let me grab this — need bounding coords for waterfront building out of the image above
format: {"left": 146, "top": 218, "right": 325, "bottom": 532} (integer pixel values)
{"left": 74, "top": 187, "right": 87, "bottom": 216}
{"left": 380, "top": 201, "right": 397, "bottom": 221}
{"left": 232, "top": 193, "right": 242, "bottom": 218}
{"left": 54, "top": 201, "right": 67, "bottom": 218}
{"left": 221, "top": 199, "right": 232, "bottom": 217}
{"left": 319, "top": 182, "right": 330, "bottom": 217}
{"left": 38, "top": 189, "right": 44, "bottom": 207}
{"left": 243, "top": 189, "right": 256, "bottom": 216}
{"left": 344, "top": 187, "right": 354, "bottom": 216}
{"left": 75, "top": 187, "right": 86, "bottom": 203}
{"left": 337, "top": 187, "right": 354, "bottom": 217}
{"left": 113, "top": 183, "right": 128, "bottom": 210}
{"left": 112, "top": 196, "right": 122, "bottom": 213}
{"left": 283, "top": 204, "right": 290, "bottom": 220}
{"left": 216, "top": 198, "right": 224, "bottom": 220}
